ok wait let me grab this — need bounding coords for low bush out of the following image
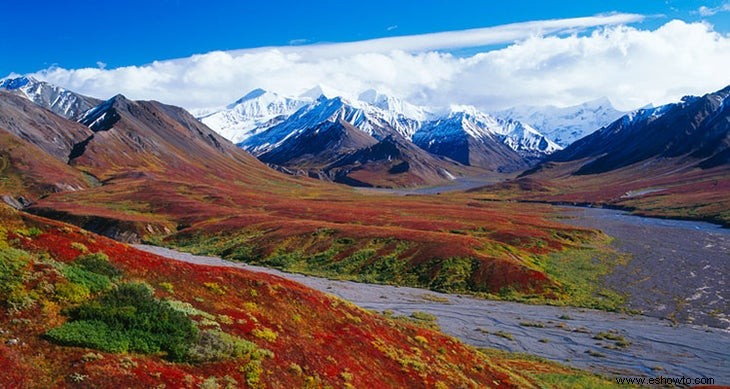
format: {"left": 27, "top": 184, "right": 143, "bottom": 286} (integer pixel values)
{"left": 46, "top": 320, "right": 130, "bottom": 353}
{"left": 74, "top": 253, "right": 122, "bottom": 279}
{"left": 60, "top": 265, "right": 111, "bottom": 294}
{"left": 47, "top": 282, "right": 198, "bottom": 361}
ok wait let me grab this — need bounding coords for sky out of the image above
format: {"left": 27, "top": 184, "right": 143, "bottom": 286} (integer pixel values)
{"left": 2, "top": 0, "right": 730, "bottom": 111}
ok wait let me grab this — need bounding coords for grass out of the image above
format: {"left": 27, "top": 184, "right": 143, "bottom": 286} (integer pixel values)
{"left": 477, "top": 348, "right": 623, "bottom": 388}
{"left": 539, "top": 244, "right": 626, "bottom": 311}
{"left": 536, "top": 373, "right": 620, "bottom": 388}
{"left": 593, "top": 331, "right": 632, "bottom": 349}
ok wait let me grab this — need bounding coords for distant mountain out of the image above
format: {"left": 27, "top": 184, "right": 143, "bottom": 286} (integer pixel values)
{"left": 198, "top": 89, "right": 308, "bottom": 144}
{"left": 547, "top": 86, "right": 730, "bottom": 174}
{"left": 496, "top": 85, "right": 730, "bottom": 226}
{"left": 245, "top": 96, "right": 380, "bottom": 166}
{"left": 207, "top": 88, "right": 560, "bottom": 186}
{"left": 413, "top": 106, "right": 560, "bottom": 171}
{"left": 495, "top": 97, "right": 625, "bottom": 147}
{"left": 241, "top": 95, "right": 464, "bottom": 187}
{"left": 356, "top": 89, "right": 427, "bottom": 138}
{"left": 0, "top": 76, "right": 101, "bottom": 120}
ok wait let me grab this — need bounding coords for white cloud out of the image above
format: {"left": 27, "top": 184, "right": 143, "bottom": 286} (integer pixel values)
{"left": 387, "top": 25, "right": 399, "bottom": 31}
{"left": 698, "top": 2, "right": 730, "bottom": 16}
{"left": 31, "top": 15, "right": 730, "bottom": 113}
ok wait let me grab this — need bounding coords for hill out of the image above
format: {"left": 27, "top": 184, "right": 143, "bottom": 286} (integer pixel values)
{"left": 1, "top": 204, "right": 618, "bottom": 387}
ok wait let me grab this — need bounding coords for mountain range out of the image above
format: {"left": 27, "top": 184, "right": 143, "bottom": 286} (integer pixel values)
{"left": 1, "top": 77, "right": 575, "bottom": 297}
{"left": 199, "top": 86, "right": 564, "bottom": 186}
{"left": 2, "top": 76, "right": 636, "bottom": 189}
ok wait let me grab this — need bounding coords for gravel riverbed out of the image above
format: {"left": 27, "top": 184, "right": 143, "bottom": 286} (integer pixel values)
{"left": 134, "top": 229, "right": 729, "bottom": 381}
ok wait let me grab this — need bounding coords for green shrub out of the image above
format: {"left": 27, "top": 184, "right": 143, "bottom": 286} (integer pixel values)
{"left": 61, "top": 265, "right": 112, "bottom": 294}
{"left": 0, "top": 248, "right": 28, "bottom": 293}
{"left": 48, "top": 282, "right": 198, "bottom": 361}
{"left": 70, "top": 242, "right": 89, "bottom": 253}
{"left": 74, "top": 253, "right": 122, "bottom": 279}
{"left": 46, "top": 320, "right": 130, "bottom": 353}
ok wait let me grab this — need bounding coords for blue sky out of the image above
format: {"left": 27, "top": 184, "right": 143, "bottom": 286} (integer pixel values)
{"left": 4, "top": 1, "right": 730, "bottom": 112}
{"left": 2, "top": 0, "right": 728, "bottom": 76}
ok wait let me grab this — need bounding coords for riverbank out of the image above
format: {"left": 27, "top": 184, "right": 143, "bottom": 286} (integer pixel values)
{"left": 134, "top": 244, "right": 729, "bottom": 382}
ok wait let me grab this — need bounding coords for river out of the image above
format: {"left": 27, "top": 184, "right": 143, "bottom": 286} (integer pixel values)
{"left": 135, "top": 205, "right": 729, "bottom": 382}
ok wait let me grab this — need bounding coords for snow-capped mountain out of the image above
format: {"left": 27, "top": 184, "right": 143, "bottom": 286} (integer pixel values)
{"left": 492, "top": 118, "right": 562, "bottom": 158}
{"left": 239, "top": 95, "right": 465, "bottom": 187}
{"left": 357, "top": 89, "right": 427, "bottom": 138}
{"left": 198, "top": 89, "right": 308, "bottom": 144}
{"left": 240, "top": 92, "right": 430, "bottom": 154}
{"left": 547, "top": 86, "right": 730, "bottom": 174}
{"left": 200, "top": 86, "right": 569, "bottom": 185}
{"left": 412, "top": 106, "right": 558, "bottom": 171}
{"left": 241, "top": 95, "right": 379, "bottom": 155}
{"left": 414, "top": 106, "right": 561, "bottom": 165}
{"left": 0, "top": 76, "right": 100, "bottom": 120}
{"left": 201, "top": 87, "right": 426, "bottom": 145}
{"left": 495, "top": 97, "right": 625, "bottom": 147}
{"left": 209, "top": 87, "right": 559, "bottom": 158}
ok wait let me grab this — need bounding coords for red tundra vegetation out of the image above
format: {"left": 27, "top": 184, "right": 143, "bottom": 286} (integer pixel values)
{"left": 0, "top": 204, "right": 608, "bottom": 388}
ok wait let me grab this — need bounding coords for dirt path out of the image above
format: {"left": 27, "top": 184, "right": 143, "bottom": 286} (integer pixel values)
{"left": 134, "top": 244, "right": 730, "bottom": 382}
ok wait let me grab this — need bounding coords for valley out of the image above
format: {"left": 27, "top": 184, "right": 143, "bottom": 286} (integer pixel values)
{"left": 136, "top": 239, "right": 730, "bottom": 382}
{"left": 135, "top": 203, "right": 730, "bottom": 380}
{"left": 1, "top": 67, "right": 728, "bottom": 387}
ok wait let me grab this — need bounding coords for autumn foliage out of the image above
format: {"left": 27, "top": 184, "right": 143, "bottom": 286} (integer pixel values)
{"left": 0, "top": 204, "right": 603, "bottom": 388}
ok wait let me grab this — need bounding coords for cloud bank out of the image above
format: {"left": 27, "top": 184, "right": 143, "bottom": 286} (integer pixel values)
{"left": 30, "top": 15, "right": 730, "bottom": 112}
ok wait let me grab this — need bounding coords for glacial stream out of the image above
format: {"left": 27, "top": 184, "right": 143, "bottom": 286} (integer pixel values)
{"left": 133, "top": 207, "right": 729, "bottom": 382}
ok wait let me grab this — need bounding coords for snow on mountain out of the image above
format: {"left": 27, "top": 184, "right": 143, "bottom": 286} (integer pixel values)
{"left": 208, "top": 87, "right": 563, "bottom": 169}
{"left": 421, "top": 105, "right": 561, "bottom": 158}
{"left": 240, "top": 95, "right": 372, "bottom": 153}
{"left": 547, "top": 85, "right": 730, "bottom": 174}
{"left": 299, "top": 84, "right": 350, "bottom": 101}
{"left": 356, "top": 90, "right": 427, "bottom": 139}
{"left": 491, "top": 119, "right": 562, "bottom": 157}
{"left": 412, "top": 107, "right": 525, "bottom": 170}
{"left": 239, "top": 90, "right": 435, "bottom": 153}
{"left": 0, "top": 76, "right": 99, "bottom": 120}
{"left": 198, "top": 89, "right": 308, "bottom": 144}
{"left": 494, "top": 97, "right": 625, "bottom": 147}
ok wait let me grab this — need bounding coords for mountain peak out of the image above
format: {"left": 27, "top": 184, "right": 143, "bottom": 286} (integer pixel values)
{"left": 0, "top": 76, "right": 101, "bottom": 120}
{"left": 0, "top": 76, "right": 34, "bottom": 89}
{"left": 581, "top": 96, "right": 614, "bottom": 108}
{"left": 79, "top": 95, "right": 125, "bottom": 131}
{"left": 227, "top": 88, "right": 270, "bottom": 108}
